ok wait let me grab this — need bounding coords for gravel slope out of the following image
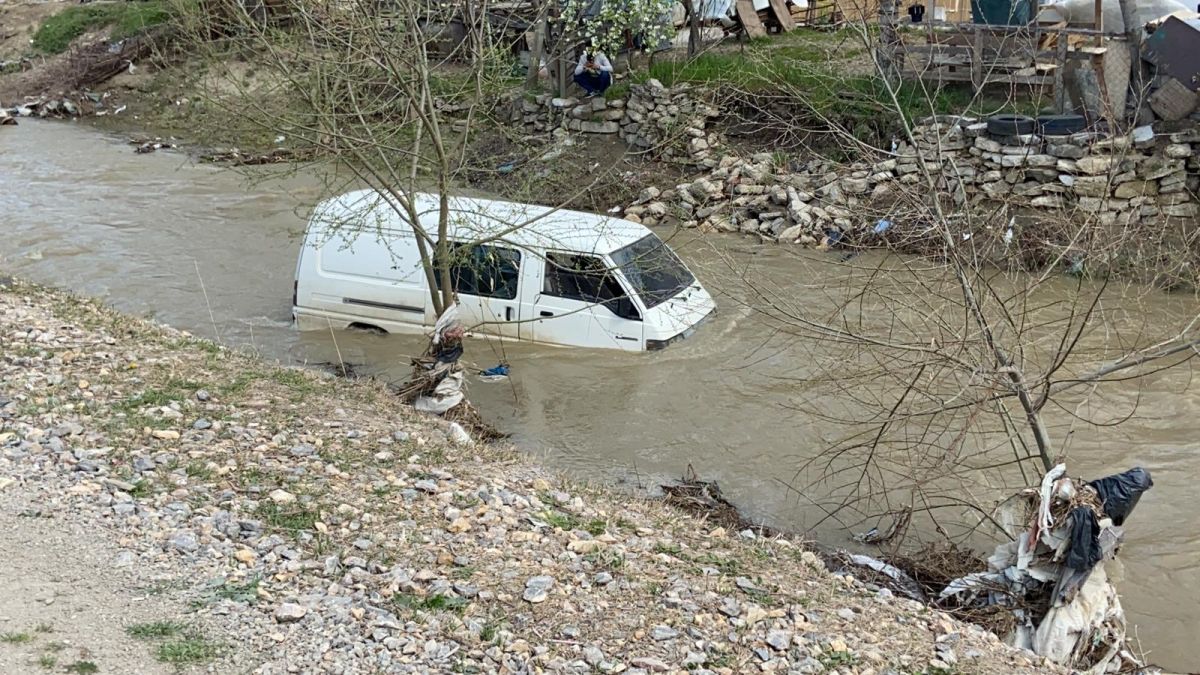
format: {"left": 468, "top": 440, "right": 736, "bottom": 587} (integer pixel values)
{"left": 0, "top": 279, "right": 1060, "bottom": 674}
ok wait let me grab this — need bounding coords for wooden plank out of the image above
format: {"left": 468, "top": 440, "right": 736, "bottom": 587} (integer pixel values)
{"left": 768, "top": 0, "right": 795, "bottom": 31}
{"left": 1054, "top": 31, "right": 1068, "bottom": 112}
{"left": 971, "top": 24, "right": 982, "bottom": 87}
{"left": 736, "top": 0, "right": 767, "bottom": 38}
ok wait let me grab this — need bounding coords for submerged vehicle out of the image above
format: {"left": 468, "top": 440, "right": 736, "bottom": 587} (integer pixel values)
{"left": 293, "top": 190, "right": 715, "bottom": 351}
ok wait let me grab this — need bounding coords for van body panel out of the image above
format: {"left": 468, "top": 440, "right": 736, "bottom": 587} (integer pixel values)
{"left": 293, "top": 190, "right": 714, "bottom": 351}
{"left": 643, "top": 285, "right": 716, "bottom": 343}
{"left": 530, "top": 293, "right": 645, "bottom": 351}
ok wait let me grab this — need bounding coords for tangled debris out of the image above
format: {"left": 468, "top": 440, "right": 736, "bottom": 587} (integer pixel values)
{"left": 199, "top": 147, "right": 306, "bottom": 166}
{"left": 661, "top": 466, "right": 776, "bottom": 537}
{"left": 395, "top": 304, "right": 505, "bottom": 442}
{"left": 851, "top": 465, "right": 1155, "bottom": 673}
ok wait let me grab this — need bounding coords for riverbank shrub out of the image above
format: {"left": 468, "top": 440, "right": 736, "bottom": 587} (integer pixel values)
{"left": 33, "top": 1, "right": 173, "bottom": 54}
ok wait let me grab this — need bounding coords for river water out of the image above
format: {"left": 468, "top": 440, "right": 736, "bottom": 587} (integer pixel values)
{"left": 2, "top": 121, "right": 1196, "bottom": 670}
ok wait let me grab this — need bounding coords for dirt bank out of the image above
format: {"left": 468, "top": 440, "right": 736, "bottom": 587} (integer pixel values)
{"left": 0, "top": 277, "right": 1062, "bottom": 674}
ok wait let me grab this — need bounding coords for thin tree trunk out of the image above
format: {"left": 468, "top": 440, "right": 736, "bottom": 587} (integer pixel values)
{"left": 683, "top": 0, "right": 700, "bottom": 57}
{"left": 525, "top": 16, "right": 546, "bottom": 90}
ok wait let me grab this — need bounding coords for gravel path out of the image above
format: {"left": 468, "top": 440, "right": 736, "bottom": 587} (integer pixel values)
{"left": 0, "top": 279, "right": 1061, "bottom": 674}
{"left": 0, "top": 490, "right": 194, "bottom": 675}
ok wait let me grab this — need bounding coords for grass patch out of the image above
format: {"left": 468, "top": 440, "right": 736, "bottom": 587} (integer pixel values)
{"left": 115, "top": 377, "right": 205, "bottom": 414}
{"left": 64, "top": 662, "right": 99, "bottom": 675}
{"left": 38, "top": 654, "right": 56, "bottom": 670}
{"left": 185, "top": 460, "right": 215, "bottom": 481}
{"left": 479, "top": 619, "right": 500, "bottom": 643}
{"left": 255, "top": 502, "right": 319, "bottom": 534}
{"left": 156, "top": 635, "right": 222, "bottom": 664}
{"left": 394, "top": 593, "right": 469, "bottom": 615}
{"left": 45, "top": 641, "right": 67, "bottom": 653}
{"left": 585, "top": 548, "right": 626, "bottom": 572}
{"left": 541, "top": 510, "right": 607, "bottom": 535}
{"left": 690, "top": 552, "right": 742, "bottom": 576}
{"left": 0, "top": 631, "right": 32, "bottom": 644}
{"left": 128, "top": 478, "right": 153, "bottom": 498}
{"left": 33, "top": 1, "right": 174, "bottom": 54}
{"left": 126, "top": 621, "right": 186, "bottom": 639}
{"left": 207, "top": 575, "right": 260, "bottom": 604}
{"left": 125, "top": 619, "right": 220, "bottom": 664}
{"left": 644, "top": 45, "right": 1045, "bottom": 134}
{"left": 652, "top": 541, "right": 683, "bottom": 556}
{"left": 819, "top": 650, "right": 859, "bottom": 669}
{"left": 33, "top": 623, "right": 52, "bottom": 634}
{"left": 604, "top": 82, "right": 630, "bottom": 100}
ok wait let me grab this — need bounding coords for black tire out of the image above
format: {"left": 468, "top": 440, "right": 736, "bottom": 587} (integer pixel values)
{"left": 1037, "top": 114, "right": 1087, "bottom": 136}
{"left": 986, "top": 114, "right": 1037, "bottom": 136}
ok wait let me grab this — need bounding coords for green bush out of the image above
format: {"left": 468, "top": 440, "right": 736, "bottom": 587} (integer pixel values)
{"left": 32, "top": 1, "right": 172, "bottom": 54}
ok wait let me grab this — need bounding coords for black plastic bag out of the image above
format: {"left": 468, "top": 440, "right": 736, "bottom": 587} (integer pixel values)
{"left": 1065, "top": 506, "right": 1102, "bottom": 571}
{"left": 1053, "top": 506, "right": 1104, "bottom": 605}
{"left": 1089, "top": 467, "right": 1153, "bottom": 526}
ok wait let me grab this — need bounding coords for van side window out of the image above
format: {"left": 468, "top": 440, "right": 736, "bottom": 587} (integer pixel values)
{"left": 543, "top": 253, "right": 640, "bottom": 320}
{"left": 436, "top": 243, "right": 521, "bottom": 300}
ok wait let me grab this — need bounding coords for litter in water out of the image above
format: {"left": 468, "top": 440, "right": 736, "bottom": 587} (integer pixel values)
{"left": 479, "top": 363, "right": 510, "bottom": 382}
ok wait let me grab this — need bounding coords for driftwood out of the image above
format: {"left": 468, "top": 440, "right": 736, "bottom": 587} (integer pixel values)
{"left": 661, "top": 465, "right": 776, "bottom": 535}
{"left": 68, "top": 34, "right": 157, "bottom": 90}
{"left": 199, "top": 148, "right": 308, "bottom": 165}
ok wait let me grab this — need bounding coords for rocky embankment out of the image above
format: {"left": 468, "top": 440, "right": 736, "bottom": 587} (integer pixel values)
{"left": 0, "top": 279, "right": 1060, "bottom": 674}
{"left": 623, "top": 118, "right": 1200, "bottom": 246}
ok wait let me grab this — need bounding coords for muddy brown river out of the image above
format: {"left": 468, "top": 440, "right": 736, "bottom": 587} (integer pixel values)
{"left": 3, "top": 121, "right": 1196, "bottom": 670}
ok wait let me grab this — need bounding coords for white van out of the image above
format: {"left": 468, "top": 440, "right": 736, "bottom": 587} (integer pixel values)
{"left": 292, "top": 190, "right": 715, "bottom": 351}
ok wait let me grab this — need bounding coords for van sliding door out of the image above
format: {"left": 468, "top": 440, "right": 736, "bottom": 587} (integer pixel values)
{"left": 436, "top": 242, "right": 524, "bottom": 340}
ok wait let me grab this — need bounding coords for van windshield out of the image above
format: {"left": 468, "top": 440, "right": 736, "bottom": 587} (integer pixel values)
{"left": 610, "top": 234, "right": 695, "bottom": 309}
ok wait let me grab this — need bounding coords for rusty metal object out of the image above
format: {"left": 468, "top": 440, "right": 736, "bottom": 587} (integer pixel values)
{"left": 1144, "top": 15, "right": 1200, "bottom": 91}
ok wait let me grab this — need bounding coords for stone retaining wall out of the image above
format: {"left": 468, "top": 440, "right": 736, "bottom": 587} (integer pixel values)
{"left": 510, "top": 80, "right": 720, "bottom": 164}
{"left": 623, "top": 117, "right": 1200, "bottom": 244}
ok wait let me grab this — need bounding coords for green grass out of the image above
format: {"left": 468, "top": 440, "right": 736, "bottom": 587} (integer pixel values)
{"left": 155, "top": 636, "right": 221, "bottom": 664}
{"left": 819, "top": 650, "right": 859, "bottom": 669}
{"left": 643, "top": 45, "right": 1042, "bottom": 134}
{"left": 479, "top": 619, "right": 500, "bottom": 643}
{"left": 64, "top": 662, "right": 99, "bottom": 675}
{"left": 34, "top": 623, "right": 53, "bottom": 634}
{"left": 185, "top": 460, "right": 215, "bottom": 481}
{"left": 127, "top": 619, "right": 221, "bottom": 664}
{"left": 38, "top": 654, "right": 56, "bottom": 670}
{"left": 255, "top": 502, "right": 319, "bottom": 533}
{"left": 689, "top": 551, "right": 742, "bottom": 575}
{"left": 541, "top": 510, "right": 607, "bottom": 535}
{"left": 652, "top": 541, "right": 683, "bottom": 556}
{"left": 33, "top": 1, "right": 174, "bottom": 54}
{"left": 207, "top": 575, "right": 260, "bottom": 604}
{"left": 126, "top": 621, "right": 186, "bottom": 639}
{"left": 394, "top": 593, "right": 469, "bottom": 615}
{"left": 604, "top": 82, "right": 630, "bottom": 101}
{"left": 584, "top": 548, "right": 626, "bottom": 571}
{"left": 0, "top": 631, "right": 31, "bottom": 644}
{"left": 128, "top": 478, "right": 153, "bottom": 498}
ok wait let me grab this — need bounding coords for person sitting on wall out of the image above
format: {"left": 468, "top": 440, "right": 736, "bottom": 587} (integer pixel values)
{"left": 573, "top": 49, "right": 613, "bottom": 98}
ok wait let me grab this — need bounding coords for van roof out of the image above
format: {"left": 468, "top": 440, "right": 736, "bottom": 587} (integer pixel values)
{"left": 314, "top": 189, "right": 653, "bottom": 256}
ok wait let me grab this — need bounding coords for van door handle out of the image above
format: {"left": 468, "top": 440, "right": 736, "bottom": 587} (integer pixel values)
{"left": 505, "top": 306, "right": 513, "bottom": 321}
{"left": 539, "top": 311, "right": 554, "bottom": 317}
